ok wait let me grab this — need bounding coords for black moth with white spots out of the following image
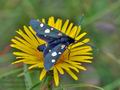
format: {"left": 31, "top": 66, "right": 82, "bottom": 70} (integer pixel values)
{"left": 30, "top": 19, "right": 75, "bottom": 71}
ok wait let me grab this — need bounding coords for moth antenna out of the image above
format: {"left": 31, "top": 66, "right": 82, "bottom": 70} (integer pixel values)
{"left": 79, "top": 14, "right": 84, "bottom": 25}
{"left": 74, "top": 14, "right": 84, "bottom": 39}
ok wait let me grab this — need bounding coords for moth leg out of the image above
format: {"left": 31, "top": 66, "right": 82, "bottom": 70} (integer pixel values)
{"left": 68, "top": 49, "right": 71, "bottom": 60}
{"left": 37, "top": 44, "right": 46, "bottom": 51}
{"left": 66, "top": 46, "right": 71, "bottom": 60}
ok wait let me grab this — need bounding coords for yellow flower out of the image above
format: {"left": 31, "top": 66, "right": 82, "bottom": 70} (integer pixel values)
{"left": 11, "top": 16, "right": 93, "bottom": 86}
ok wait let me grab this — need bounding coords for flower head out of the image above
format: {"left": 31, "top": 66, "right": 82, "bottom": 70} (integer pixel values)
{"left": 11, "top": 16, "right": 93, "bottom": 86}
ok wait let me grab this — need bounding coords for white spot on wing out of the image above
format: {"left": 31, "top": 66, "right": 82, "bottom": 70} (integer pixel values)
{"left": 45, "top": 29, "right": 50, "bottom": 33}
{"left": 44, "top": 35, "right": 47, "bottom": 37}
{"left": 58, "top": 33, "right": 62, "bottom": 36}
{"left": 51, "top": 28, "right": 54, "bottom": 30}
{"left": 51, "top": 59, "right": 55, "bottom": 63}
{"left": 49, "top": 50, "right": 51, "bottom": 52}
{"left": 51, "top": 52, "right": 57, "bottom": 56}
{"left": 58, "top": 52, "right": 61, "bottom": 54}
{"left": 40, "top": 23, "right": 44, "bottom": 27}
{"left": 61, "top": 44, "right": 65, "bottom": 49}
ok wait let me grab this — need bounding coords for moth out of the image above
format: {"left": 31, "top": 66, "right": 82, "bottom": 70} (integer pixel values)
{"left": 30, "top": 19, "right": 75, "bottom": 71}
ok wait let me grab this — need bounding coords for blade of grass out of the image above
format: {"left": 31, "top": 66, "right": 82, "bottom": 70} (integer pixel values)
{"left": 60, "top": 84, "right": 66, "bottom": 90}
{"left": 84, "top": 0, "right": 120, "bottom": 27}
{"left": 30, "top": 81, "right": 41, "bottom": 90}
{"left": 54, "top": 83, "right": 104, "bottom": 90}
{"left": 102, "top": 50, "right": 120, "bottom": 65}
{"left": 0, "top": 68, "right": 22, "bottom": 79}
{"left": 37, "top": 74, "right": 53, "bottom": 90}
{"left": 103, "top": 79, "right": 120, "bottom": 90}
{"left": 22, "top": 0, "right": 37, "bottom": 18}
{"left": 24, "top": 64, "right": 33, "bottom": 90}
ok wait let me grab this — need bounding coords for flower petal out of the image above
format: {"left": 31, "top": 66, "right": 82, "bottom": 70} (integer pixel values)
{"left": 65, "top": 69, "right": 78, "bottom": 80}
{"left": 48, "top": 16, "right": 55, "bottom": 27}
{"left": 76, "top": 32, "right": 87, "bottom": 41}
{"left": 71, "top": 38, "right": 90, "bottom": 48}
{"left": 55, "top": 65, "right": 64, "bottom": 74}
{"left": 53, "top": 67, "right": 59, "bottom": 86}
{"left": 66, "top": 23, "right": 73, "bottom": 35}
{"left": 40, "top": 69, "right": 47, "bottom": 80}
{"left": 69, "top": 26, "right": 77, "bottom": 38}
{"left": 55, "top": 19, "right": 62, "bottom": 30}
{"left": 61, "top": 19, "right": 69, "bottom": 33}
{"left": 75, "top": 26, "right": 81, "bottom": 38}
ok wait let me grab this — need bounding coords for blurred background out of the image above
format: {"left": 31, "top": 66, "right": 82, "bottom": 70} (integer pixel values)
{"left": 0, "top": 0, "right": 120, "bottom": 90}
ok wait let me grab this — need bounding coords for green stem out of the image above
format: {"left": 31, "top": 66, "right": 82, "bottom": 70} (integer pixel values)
{"left": 40, "top": 72, "right": 53, "bottom": 90}
{"left": 0, "top": 68, "right": 22, "bottom": 79}
{"left": 24, "top": 64, "right": 33, "bottom": 90}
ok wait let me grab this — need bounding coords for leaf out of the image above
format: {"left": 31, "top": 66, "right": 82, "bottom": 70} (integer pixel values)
{"left": 103, "top": 79, "right": 120, "bottom": 90}
{"left": 0, "top": 68, "right": 22, "bottom": 79}
{"left": 30, "top": 81, "right": 41, "bottom": 90}
{"left": 24, "top": 64, "right": 33, "bottom": 90}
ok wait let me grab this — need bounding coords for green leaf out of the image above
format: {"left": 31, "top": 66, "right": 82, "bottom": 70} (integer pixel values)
{"left": 24, "top": 64, "right": 33, "bottom": 90}
{"left": 103, "top": 79, "right": 120, "bottom": 90}
{"left": 0, "top": 68, "right": 22, "bottom": 79}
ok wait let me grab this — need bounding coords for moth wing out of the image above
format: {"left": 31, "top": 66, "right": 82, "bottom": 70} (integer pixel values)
{"left": 43, "top": 43, "right": 67, "bottom": 71}
{"left": 30, "top": 19, "right": 66, "bottom": 43}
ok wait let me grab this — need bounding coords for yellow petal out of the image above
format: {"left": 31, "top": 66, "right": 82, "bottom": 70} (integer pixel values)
{"left": 75, "top": 26, "right": 81, "bottom": 38}
{"left": 61, "top": 19, "right": 69, "bottom": 33}
{"left": 48, "top": 16, "right": 55, "bottom": 27}
{"left": 69, "top": 26, "right": 77, "bottom": 38}
{"left": 71, "top": 38, "right": 90, "bottom": 48}
{"left": 41, "top": 18, "right": 46, "bottom": 23}
{"left": 71, "top": 46, "right": 92, "bottom": 52}
{"left": 58, "top": 20, "right": 62, "bottom": 30}
{"left": 23, "top": 26, "right": 40, "bottom": 46}
{"left": 60, "top": 63, "right": 70, "bottom": 71}
{"left": 11, "top": 43, "right": 35, "bottom": 55}
{"left": 12, "top": 60, "right": 24, "bottom": 64}
{"left": 16, "top": 29, "right": 38, "bottom": 47}
{"left": 28, "top": 26, "right": 45, "bottom": 44}
{"left": 14, "top": 36, "right": 35, "bottom": 49}
{"left": 65, "top": 69, "right": 78, "bottom": 80}
{"left": 66, "top": 61, "right": 86, "bottom": 70}
{"left": 66, "top": 23, "right": 73, "bottom": 35}
{"left": 55, "top": 65, "right": 64, "bottom": 74}
{"left": 71, "top": 56, "right": 93, "bottom": 60}
{"left": 65, "top": 60, "right": 81, "bottom": 65}
{"left": 28, "top": 63, "right": 40, "bottom": 69}
{"left": 70, "top": 46, "right": 93, "bottom": 56}
{"left": 63, "top": 63, "right": 79, "bottom": 73}
{"left": 12, "top": 58, "right": 40, "bottom": 64}
{"left": 53, "top": 67, "right": 59, "bottom": 86}
{"left": 54, "top": 19, "right": 62, "bottom": 30}
{"left": 71, "top": 52, "right": 93, "bottom": 56}
{"left": 40, "top": 69, "right": 47, "bottom": 80}
{"left": 76, "top": 32, "right": 87, "bottom": 41}
{"left": 70, "top": 56, "right": 93, "bottom": 63}
{"left": 13, "top": 52, "right": 36, "bottom": 58}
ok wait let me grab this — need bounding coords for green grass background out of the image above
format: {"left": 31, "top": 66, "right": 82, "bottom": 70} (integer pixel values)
{"left": 0, "top": 0, "right": 120, "bottom": 90}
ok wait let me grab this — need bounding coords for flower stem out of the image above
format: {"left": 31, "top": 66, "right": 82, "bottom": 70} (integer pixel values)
{"left": 41, "top": 71, "right": 53, "bottom": 90}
